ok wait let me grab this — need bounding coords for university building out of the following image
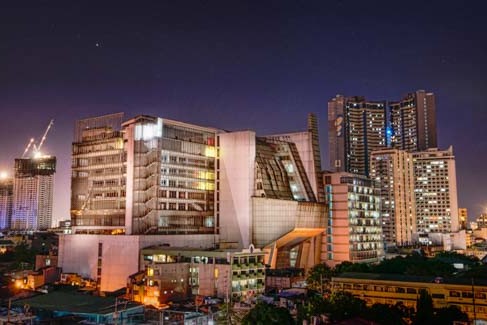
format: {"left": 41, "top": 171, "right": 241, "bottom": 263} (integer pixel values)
{"left": 60, "top": 113, "right": 327, "bottom": 292}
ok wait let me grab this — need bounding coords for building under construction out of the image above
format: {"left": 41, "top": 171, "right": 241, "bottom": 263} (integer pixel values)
{"left": 11, "top": 156, "right": 56, "bottom": 230}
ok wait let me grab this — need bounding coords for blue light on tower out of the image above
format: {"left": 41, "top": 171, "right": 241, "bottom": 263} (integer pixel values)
{"left": 386, "top": 127, "right": 393, "bottom": 145}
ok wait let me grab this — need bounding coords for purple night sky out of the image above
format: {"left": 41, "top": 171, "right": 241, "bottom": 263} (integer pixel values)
{"left": 1, "top": 1, "right": 486, "bottom": 224}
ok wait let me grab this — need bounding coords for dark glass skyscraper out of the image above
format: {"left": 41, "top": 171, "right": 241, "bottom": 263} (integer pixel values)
{"left": 328, "top": 95, "right": 386, "bottom": 176}
{"left": 328, "top": 90, "right": 437, "bottom": 176}
{"left": 389, "top": 90, "right": 437, "bottom": 152}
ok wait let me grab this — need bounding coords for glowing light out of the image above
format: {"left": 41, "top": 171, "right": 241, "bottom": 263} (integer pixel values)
{"left": 34, "top": 151, "right": 42, "bottom": 159}
{"left": 0, "top": 171, "right": 7, "bottom": 179}
{"left": 15, "top": 280, "right": 23, "bottom": 289}
{"left": 204, "top": 146, "right": 216, "bottom": 158}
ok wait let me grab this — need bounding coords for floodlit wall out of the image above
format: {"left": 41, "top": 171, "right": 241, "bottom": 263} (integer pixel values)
{"left": 58, "top": 234, "right": 216, "bottom": 292}
{"left": 219, "top": 131, "right": 256, "bottom": 247}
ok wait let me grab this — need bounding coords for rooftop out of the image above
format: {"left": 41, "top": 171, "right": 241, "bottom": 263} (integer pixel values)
{"left": 12, "top": 289, "right": 141, "bottom": 315}
{"left": 333, "top": 272, "right": 487, "bottom": 287}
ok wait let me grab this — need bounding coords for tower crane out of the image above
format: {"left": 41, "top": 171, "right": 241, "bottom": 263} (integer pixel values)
{"left": 33, "top": 119, "right": 54, "bottom": 157}
{"left": 21, "top": 138, "right": 35, "bottom": 158}
{"left": 21, "top": 119, "right": 54, "bottom": 158}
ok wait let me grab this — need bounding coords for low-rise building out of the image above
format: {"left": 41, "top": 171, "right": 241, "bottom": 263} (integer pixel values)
{"left": 332, "top": 272, "right": 487, "bottom": 321}
{"left": 13, "top": 289, "right": 144, "bottom": 324}
{"left": 265, "top": 268, "right": 305, "bottom": 292}
{"left": 127, "top": 246, "right": 266, "bottom": 307}
{"left": 35, "top": 253, "right": 58, "bottom": 270}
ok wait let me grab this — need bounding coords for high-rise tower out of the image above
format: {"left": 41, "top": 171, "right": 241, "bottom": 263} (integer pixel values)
{"left": 390, "top": 90, "right": 437, "bottom": 152}
{"left": 370, "top": 148, "right": 416, "bottom": 247}
{"left": 413, "top": 146, "right": 458, "bottom": 234}
{"left": 328, "top": 95, "right": 387, "bottom": 176}
{"left": 11, "top": 156, "right": 56, "bottom": 230}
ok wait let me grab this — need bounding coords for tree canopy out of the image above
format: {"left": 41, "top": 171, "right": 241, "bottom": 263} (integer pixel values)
{"left": 241, "top": 302, "right": 294, "bottom": 325}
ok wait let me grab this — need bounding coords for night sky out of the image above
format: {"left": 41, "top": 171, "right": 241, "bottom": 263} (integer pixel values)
{"left": 1, "top": 1, "right": 486, "bottom": 225}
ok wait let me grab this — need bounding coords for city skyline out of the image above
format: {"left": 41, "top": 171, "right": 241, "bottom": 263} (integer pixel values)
{"left": 1, "top": 1, "right": 486, "bottom": 223}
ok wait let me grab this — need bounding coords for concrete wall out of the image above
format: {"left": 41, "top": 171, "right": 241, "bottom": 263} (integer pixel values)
{"left": 219, "top": 131, "right": 256, "bottom": 247}
{"left": 58, "top": 234, "right": 216, "bottom": 292}
{"left": 252, "top": 197, "right": 297, "bottom": 247}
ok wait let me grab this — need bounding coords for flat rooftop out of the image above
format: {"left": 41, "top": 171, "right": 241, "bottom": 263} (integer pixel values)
{"left": 333, "top": 272, "right": 487, "bottom": 287}
{"left": 13, "top": 290, "right": 141, "bottom": 315}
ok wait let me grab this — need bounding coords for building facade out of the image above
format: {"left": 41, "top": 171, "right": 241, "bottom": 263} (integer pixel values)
{"left": 128, "top": 247, "right": 266, "bottom": 307}
{"left": 219, "top": 116, "right": 327, "bottom": 270}
{"left": 0, "top": 177, "right": 13, "bottom": 229}
{"left": 458, "top": 208, "right": 468, "bottom": 230}
{"left": 370, "top": 149, "right": 416, "bottom": 247}
{"left": 123, "top": 115, "right": 219, "bottom": 236}
{"left": 11, "top": 156, "right": 56, "bottom": 230}
{"left": 328, "top": 95, "right": 387, "bottom": 176}
{"left": 62, "top": 113, "right": 327, "bottom": 292}
{"left": 390, "top": 90, "right": 437, "bottom": 152}
{"left": 413, "top": 146, "right": 459, "bottom": 235}
{"left": 71, "top": 113, "right": 126, "bottom": 234}
{"left": 332, "top": 272, "right": 487, "bottom": 322}
{"left": 322, "top": 172, "right": 383, "bottom": 267}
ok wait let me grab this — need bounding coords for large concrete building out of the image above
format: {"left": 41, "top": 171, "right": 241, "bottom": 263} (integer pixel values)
{"left": 390, "top": 90, "right": 437, "bottom": 152}
{"left": 60, "top": 113, "right": 327, "bottom": 292}
{"left": 322, "top": 172, "right": 384, "bottom": 267}
{"left": 11, "top": 156, "right": 56, "bottom": 230}
{"left": 370, "top": 148, "right": 416, "bottom": 247}
{"left": 413, "top": 146, "right": 459, "bottom": 235}
{"left": 0, "top": 176, "right": 13, "bottom": 229}
{"left": 219, "top": 114, "right": 326, "bottom": 270}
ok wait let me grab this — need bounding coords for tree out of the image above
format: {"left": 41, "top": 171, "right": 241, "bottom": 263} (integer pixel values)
{"left": 13, "top": 242, "right": 36, "bottom": 269}
{"left": 414, "top": 289, "right": 434, "bottom": 325}
{"left": 366, "top": 303, "right": 407, "bottom": 325}
{"left": 334, "top": 261, "right": 371, "bottom": 274}
{"left": 215, "top": 303, "right": 243, "bottom": 325}
{"left": 327, "top": 291, "right": 366, "bottom": 321}
{"left": 433, "top": 306, "right": 468, "bottom": 325}
{"left": 296, "top": 294, "right": 329, "bottom": 324}
{"left": 241, "top": 302, "right": 294, "bottom": 325}
{"left": 307, "top": 263, "right": 334, "bottom": 293}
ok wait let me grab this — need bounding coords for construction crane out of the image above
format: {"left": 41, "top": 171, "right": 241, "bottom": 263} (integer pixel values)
{"left": 21, "top": 119, "right": 54, "bottom": 158}
{"left": 33, "top": 119, "right": 54, "bottom": 157}
{"left": 21, "top": 138, "right": 35, "bottom": 158}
